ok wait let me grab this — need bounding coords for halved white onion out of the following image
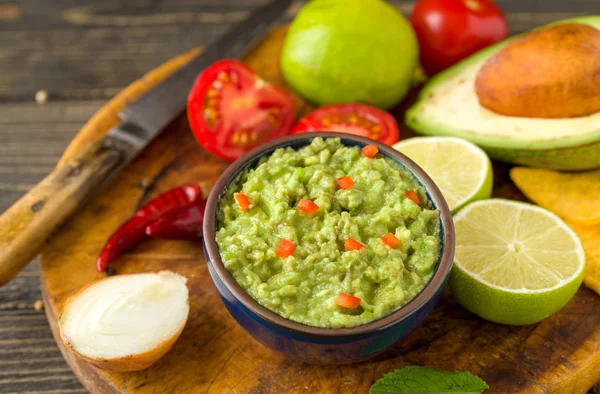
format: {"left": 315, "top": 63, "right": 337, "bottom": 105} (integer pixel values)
{"left": 59, "top": 271, "right": 189, "bottom": 372}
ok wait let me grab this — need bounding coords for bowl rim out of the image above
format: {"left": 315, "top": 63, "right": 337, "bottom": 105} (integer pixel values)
{"left": 203, "top": 132, "right": 455, "bottom": 338}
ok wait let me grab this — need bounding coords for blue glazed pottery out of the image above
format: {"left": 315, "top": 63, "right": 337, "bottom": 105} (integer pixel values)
{"left": 202, "top": 132, "right": 455, "bottom": 364}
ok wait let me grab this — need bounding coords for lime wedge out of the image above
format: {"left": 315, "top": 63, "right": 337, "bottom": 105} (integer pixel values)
{"left": 393, "top": 137, "right": 492, "bottom": 212}
{"left": 450, "top": 199, "right": 585, "bottom": 325}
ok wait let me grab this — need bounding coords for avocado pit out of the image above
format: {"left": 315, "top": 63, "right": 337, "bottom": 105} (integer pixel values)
{"left": 475, "top": 23, "right": 600, "bottom": 119}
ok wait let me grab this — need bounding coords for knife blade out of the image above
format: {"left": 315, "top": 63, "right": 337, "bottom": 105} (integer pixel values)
{"left": 0, "top": 0, "right": 292, "bottom": 286}
{"left": 109, "top": 0, "right": 293, "bottom": 161}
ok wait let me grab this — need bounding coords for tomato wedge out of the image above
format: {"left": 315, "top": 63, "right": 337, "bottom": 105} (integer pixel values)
{"left": 291, "top": 104, "right": 400, "bottom": 145}
{"left": 187, "top": 60, "right": 295, "bottom": 161}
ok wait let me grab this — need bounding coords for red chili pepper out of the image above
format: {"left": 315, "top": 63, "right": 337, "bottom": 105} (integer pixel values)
{"left": 146, "top": 199, "right": 206, "bottom": 241}
{"left": 134, "top": 184, "right": 202, "bottom": 218}
{"left": 96, "top": 184, "right": 202, "bottom": 272}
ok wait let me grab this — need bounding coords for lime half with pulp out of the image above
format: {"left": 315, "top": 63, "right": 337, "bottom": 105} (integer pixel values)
{"left": 450, "top": 199, "right": 585, "bottom": 325}
{"left": 393, "top": 137, "right": 492, "bottom": 213}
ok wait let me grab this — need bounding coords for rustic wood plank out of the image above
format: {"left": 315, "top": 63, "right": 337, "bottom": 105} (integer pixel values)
{"left": 1, "top": 0, "right": 600, "bottom": 393}
{"left": 0, "top": 0, "right": 595, "bottom": 101}
{"left": 0, "top": 264, "right": 85, "bottom": 392}
{"left": 0, "top": 101, "right": 102, "bottom": 213}
{"left": 34, "top": 22, "right": 600, "bottom": 394}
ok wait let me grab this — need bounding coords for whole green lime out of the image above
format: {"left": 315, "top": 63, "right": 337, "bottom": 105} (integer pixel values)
{"left": 281, "top": 0, "right": 418, "bottom": 109}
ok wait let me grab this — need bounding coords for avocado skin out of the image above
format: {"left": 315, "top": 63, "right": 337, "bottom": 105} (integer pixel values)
{"left": 406, "top": 16, "right": 600, "bottom": 171}
{"left": 480, "top": 140, "right": 600, "bottom": 171}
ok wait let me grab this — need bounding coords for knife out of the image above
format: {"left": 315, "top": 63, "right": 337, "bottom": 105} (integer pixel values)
{"left": 0, "top": 0, "right": 292, "bottom": 286}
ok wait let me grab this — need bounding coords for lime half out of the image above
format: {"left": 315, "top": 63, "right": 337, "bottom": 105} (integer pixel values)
{"left": 450, "top": 199, "right": 585, "bottom": 325}
{"left": 393, "top": 137, "right": 492, "bottom": 213}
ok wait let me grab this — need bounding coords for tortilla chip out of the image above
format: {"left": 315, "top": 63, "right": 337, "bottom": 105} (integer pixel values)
{"left": 568, "top": 221, "right": 600, "bottom": 295}
{"left": 510, "top": 167, "right": 600, "bottom": 226}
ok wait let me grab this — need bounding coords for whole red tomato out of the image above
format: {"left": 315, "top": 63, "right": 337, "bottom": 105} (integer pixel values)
{"left": 410, "top": 0, "right": 508, "bottom": 75}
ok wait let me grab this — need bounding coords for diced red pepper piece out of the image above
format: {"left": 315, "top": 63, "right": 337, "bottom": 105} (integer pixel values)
{"left": 406, "top": 189, "right": 421, "bottom": 205}
{"left": 345, "top": 237, "right": 364, "bottom": 251}
{"left": 298, "top": 199, "right": 319, "bottom": 214}
{"left": 336, "top": 176, "right": 354, "bottom": 190}
{"left": 362, "top": 144, "right": 379, "bottom": 158}
{"left": 234, "top": 192, "right": 251, "bottom": 211}
{"left": 276, "top": 238, "right": 295, "bottom": 258}
{"left": 336, "top": 292, "right": 361, "bottom": 309}
{"left": 381, "top": 232, "right": 400, "bottom": 248}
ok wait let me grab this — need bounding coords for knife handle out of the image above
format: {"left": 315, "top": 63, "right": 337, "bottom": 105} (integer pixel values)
{"left": 0, "top": 139, "right": 124, "bottom": 286}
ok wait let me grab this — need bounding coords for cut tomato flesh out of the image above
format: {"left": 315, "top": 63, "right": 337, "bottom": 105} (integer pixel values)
{"left": 336, "top": 292, "right": 361, "bottom": 309}
{"left": 291, "top": 103, "right": 400, "bottom": 145}
{"left": 188, "top": 60, "right": 295, "bottom": 161}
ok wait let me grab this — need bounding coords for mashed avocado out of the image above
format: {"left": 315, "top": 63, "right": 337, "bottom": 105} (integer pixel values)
{"left": 216, "top": 138, "right": 440, "bottom": 328}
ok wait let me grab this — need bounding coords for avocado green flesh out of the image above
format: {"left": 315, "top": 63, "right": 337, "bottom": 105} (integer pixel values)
{"left": 216, "top": 138, "right": 440, "bottom": 328}
{"left": 406, "top": 16, "right": 600, "bottom": 170}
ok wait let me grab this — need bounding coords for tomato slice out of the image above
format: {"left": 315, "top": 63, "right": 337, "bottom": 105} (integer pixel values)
{"left": 187, "top": 60, "right": 295, "bottom": 161}
{"left": 291, "top": 104, "right": 400, "bottom": 145}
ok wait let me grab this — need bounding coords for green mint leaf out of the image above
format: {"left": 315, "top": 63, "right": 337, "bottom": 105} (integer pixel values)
{"left": 370, "top": 366, "right": 489, "bottom": 394}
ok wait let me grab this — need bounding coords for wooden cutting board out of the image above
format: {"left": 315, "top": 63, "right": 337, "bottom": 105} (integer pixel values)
{"left": 40, "top": 26, "right": 600, "bottom": 394}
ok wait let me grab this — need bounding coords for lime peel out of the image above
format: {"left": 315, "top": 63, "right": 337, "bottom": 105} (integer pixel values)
{"left": 393, "top": 137, "right": 492, "bottom": 212}
{"left": 450, "top": 199, "right": 585, "bottom": 325}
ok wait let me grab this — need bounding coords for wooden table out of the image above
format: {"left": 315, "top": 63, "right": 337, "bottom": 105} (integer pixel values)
{"left": 0, "top": 1, "right": 598, "bottom": 393}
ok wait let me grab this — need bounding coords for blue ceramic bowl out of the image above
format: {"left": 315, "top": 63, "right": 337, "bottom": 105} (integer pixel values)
{"left": 203, "top": 132, "right": 455, "bottom": 364}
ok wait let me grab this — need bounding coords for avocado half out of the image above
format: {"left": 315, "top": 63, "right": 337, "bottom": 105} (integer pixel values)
{"left": 406, "top": 16, "right": 600, "bottom": 171}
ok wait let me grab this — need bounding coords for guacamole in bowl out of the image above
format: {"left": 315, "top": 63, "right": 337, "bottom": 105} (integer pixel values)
{"left": 216, "top": 137, "right": 441, "bottom": 328}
